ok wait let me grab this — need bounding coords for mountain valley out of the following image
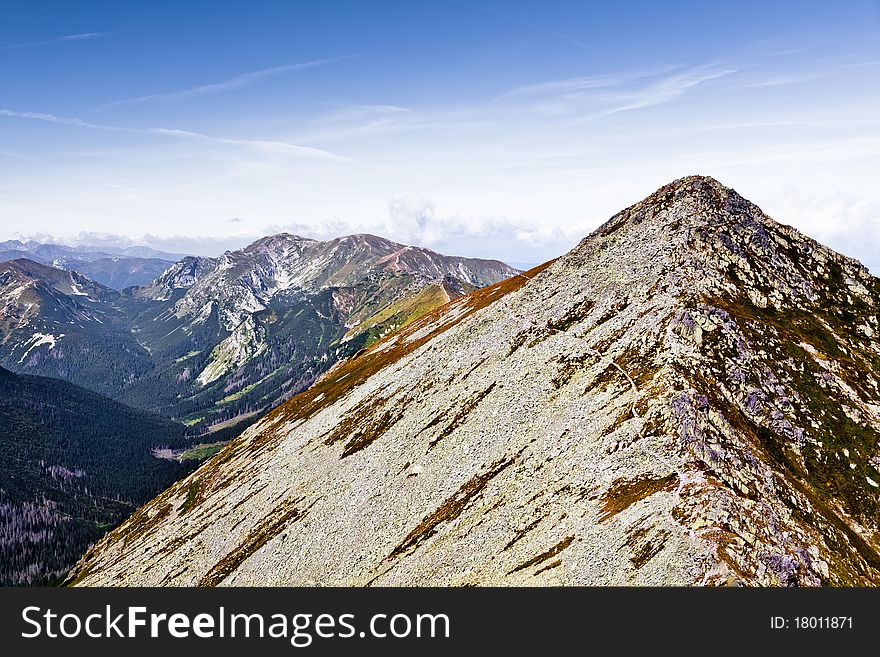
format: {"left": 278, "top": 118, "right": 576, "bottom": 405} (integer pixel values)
{"left": 0, "top": 366, "right": 192, "bottom": 585}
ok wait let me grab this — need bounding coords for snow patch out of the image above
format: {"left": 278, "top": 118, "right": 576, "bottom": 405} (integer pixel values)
{"left": 69, "top": 283, "right": 89, "bottom": 296}
{"left": 18, "top": 332, "right": 64, "bottom": 363}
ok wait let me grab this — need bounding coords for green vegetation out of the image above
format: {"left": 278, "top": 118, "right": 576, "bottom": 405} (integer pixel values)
{"left": 344, "top": 283, "right": 453, "bottom": 345}
{"left": 207, "top": 411, "right": 260, "bottom": 434}
{"left": 178, "top": 441, "right": 226, "bottom": 461}
{"left": 174, "top": 350, "right": 201, "bottom": 363}
{"left": 179, "top": 480, "right": 202, "bottom": 514}
{"left": 217, "top": 380, "right": 263, "bottom": 405}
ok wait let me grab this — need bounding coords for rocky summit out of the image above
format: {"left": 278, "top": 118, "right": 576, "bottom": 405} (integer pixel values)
{"left": 69, "top": 176, "right": 880, "bottom": 586}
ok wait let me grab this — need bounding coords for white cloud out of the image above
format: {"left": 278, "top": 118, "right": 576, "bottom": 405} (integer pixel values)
{"left": 12, "top": 230, "right": 254, "bottom": 258}
{"left": 762, "top": 186, "right": 880, "bottom": 273}
{"left": 262, "top": 218, "right": 356, "bottom": 242}
{"left": 0, "top": 107, "right": 353, "bottom": 161}
{"left": 261, "top": 197, "right": 576, "bottom": 262}
{"left": 381, "top": 197, "right": 575, "bottom": 260}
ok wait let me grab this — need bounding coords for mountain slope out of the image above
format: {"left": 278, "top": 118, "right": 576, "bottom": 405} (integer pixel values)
{"left": 69, "top": 176, "right": 880, "bottom": 587}
{"left": 0, "top": 259, "right": 153, "bottom": 397}
{"left": 0, "top": 366, "right": 193, "bottom": 586}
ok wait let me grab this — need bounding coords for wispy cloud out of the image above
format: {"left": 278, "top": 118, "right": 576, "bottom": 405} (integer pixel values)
{"left": 0, "top": 32, "right": 105, "bottom": 51}
{"left": 317, "top": 104, "right": 411, "bottom": 122}
{"left": 150, "top": 127, "right": 355, "bottom": 161}
{"left": 500, "top": 64, "right": 738, "bottom": 117}
{"left": 604, "top": 67, "right": 738, "bottom": 114}
{"left": 290, "top": 64, "right": 740, "bottom": 147}
{"left": 0, "top": 108, "right": 120, "bottom": 130}
{"left": 267, "top": 196, "right": 574, "bottom": 254}
{"left": 536, "top": 25, "right": 601, "bottom": 54}
{"left": 735, "top": 74, "right": 816, "bottom": 89}
{"left": 99, "top": 54, "right": 358, "bottom": 110}
{"left": 12, "top": 230, "right": 254, "bottom": 258}
{"left": 295, "top": 104, "right": 416, "bottom": 143}
{"left": 501, "top": 69, "right": 661, "bottom": 99}
{"left": 0, "top": 108, "right": 354, "bottom": 162}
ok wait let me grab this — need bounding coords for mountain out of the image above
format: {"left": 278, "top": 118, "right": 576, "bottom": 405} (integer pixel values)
{"left": 0, "top": 366, "right": 193, "bottom": 586}
{"left": 0, "top": 232, "right": 513, "bottom": 584}
{"left": 131, "top": 233, "right": 515, "bottom": 328}
{"left": 0, "top": 240, "right": 180, "bottom": 289}
{"left": 1, "top": 234, "right": 515, "bottom": 439}
{"left": 0, "top": 259, "right": 153, "bottom": 398}
{"left": 68, "top": 176, "right": 880, "bottom": 587}
{"left": 115, "top": 233, "right": 517, "bottom": 433}
{"left": 69, "top": 257, "right": 176, "bottom": 290}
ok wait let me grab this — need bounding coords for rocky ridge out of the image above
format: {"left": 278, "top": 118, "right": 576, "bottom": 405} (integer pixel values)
{"left": 70, "top": 176, "right": 880, "bottom": 586}
{"left": 133, "top": 233, "right": 515, "bottom": 332}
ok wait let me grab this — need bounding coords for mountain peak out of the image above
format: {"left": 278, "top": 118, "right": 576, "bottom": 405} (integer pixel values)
{"left": 655, "top": 173, "right": 726, "bottom": 192}
{"left": 593, "top": 174, "right": 758, "bottom": 238}
{"left": 5, "top": 257, "right": 59, "bottom": 276}
{"left": 566, "top": 174, "right": 875, "bottom": 321}
{"left": 70, "top": 178, "right": 880, "bottom": 587}
{"left": 244, "top": 233, "right": 317, "bottom": 253}
{"left": 644, "top": 174, "right": 736, "bottom": 204}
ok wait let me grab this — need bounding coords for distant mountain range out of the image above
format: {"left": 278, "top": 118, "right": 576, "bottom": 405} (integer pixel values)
{"left": 0, "top": 231, "right": 516, "bottom": 585}
{"left": 0, "top": 239, "right": 187, "bottom": 263}
{"left": 67, "top": 177, "right": 880, "bottom": 587}
{"left": 0, "top": 233, "right": 517, "bottom": 440}
{"left": 0, "top": 239, "right": 186, "bottom": 289}
{"left": 0, "top": 365, "right": 193, "bottom": 585}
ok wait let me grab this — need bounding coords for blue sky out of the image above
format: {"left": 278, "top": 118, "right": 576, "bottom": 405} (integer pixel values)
{"left": 1, "top": 1, "right": 879, "bottom": 267}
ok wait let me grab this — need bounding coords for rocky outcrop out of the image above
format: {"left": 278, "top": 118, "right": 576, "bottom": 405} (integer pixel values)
{"left": 69, "top": 176, "right": 880, "bottom": 586}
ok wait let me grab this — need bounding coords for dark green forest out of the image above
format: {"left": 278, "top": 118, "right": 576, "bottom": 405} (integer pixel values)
{"left": 0, "top": 366, "right": 194, "bottom": 586}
